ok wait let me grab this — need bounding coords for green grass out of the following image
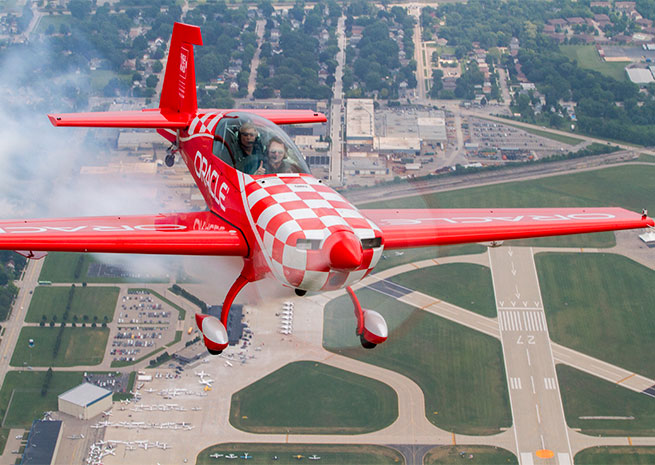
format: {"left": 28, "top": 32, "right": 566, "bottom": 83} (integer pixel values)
{"left": 375, "top": 244, "right": 485, "bottom": 273}
{"left": 389, "top": 263, "right": 497, "bottom": 317}
{"left": 424, "top": 446, "right": 517, "bottom": 464}
{"left": 196, "top": 443, "right": 404, "bottom": 464}
{"left": 0, "top": 371, "right": 85, "bottom": 428}
{"left": 34, "top": 14, "right": 73, "bottom": 35}
{"left": 560, "top": 45, "right": 629, "bottom": 82}
{"left": 25, "top": 286, "right": 119, "bottom": 323}
{"left": 575, "top": 447, "right": 655, "bottom": 464}
{"left": 230, "top": 361, "right": 397, "bottom": 434}
{"left": 39, "top": 253, "right": 170, "bottom": 283}
{"left": 166, "top": 330, "right": 182, "bottom": 347}
{"left": 324, "top": 289, "right": 511, "bottom": 435}
{"left": 132, "top": 288, "right": 186, "bottom": 320}
{"left": 638, "top": 153, "right": 655, "bottom": 163}
{"left": 364, "top": 164, "right": 655, "bottom": 248}
{"left": 537, "top": 253, "right": 655, "bottom": 377}
{"left": 11, "top": 327, "right": 108, "bottom": 367}
{"left": 558, "top": 365, "right": 655, "bottom": 436}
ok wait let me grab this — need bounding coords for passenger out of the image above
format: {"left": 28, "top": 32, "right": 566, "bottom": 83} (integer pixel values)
{"left": 233, "top": 122, "right": 264, "bottom": 174}
{"left": 264, "top": 137, "right": 294, "bottom": 174}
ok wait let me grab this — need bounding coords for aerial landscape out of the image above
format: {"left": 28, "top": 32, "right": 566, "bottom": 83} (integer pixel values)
{"left": 0, "top": 0, "right": 655, "bottom": 464}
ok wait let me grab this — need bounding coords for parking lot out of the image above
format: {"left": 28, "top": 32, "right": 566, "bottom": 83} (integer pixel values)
{"left": 108, "top": 289, "right": 177, "bottom": 364}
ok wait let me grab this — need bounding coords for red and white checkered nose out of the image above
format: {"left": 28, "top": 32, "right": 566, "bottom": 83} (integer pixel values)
{"left": 323, "top": 230, "right": 363, "bottom": 271}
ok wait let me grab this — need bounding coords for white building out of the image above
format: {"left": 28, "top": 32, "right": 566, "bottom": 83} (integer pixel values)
{"left": 58, "top": 383, "right": 112, "bottom": 420}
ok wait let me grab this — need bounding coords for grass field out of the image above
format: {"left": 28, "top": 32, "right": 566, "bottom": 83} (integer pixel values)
{"left": 575, "top": 447, "right": 655, "bottom": 464}
{"left": 39, "top": 253, "right": 170, "bottom": 283}
{"left": 536, "top": 253, "right": 655, "bottom": 377}
{"left": 230, "top": 361, "right": 397, "bottom": 434}
{"left": 34, "top": 14, "right": 73, "bottom": 35}
{"left": 374, "top": 244, "right": 485, "bottom": 273}
{"left": 638, "top": 154, "right": 655, "bottom": 163}
{"left": 196, "top": 443, "right": 404, "bottom": 464}
{"left": 389, "top": 263, "right": 497, "bottom": 317}
{"left": 324, "top": 289, "right": 511, "bottom": 435}
{"left": 560, "top": 45, "right": 629, "bottom": 82}
{"left": 424, "top": 446, "right": 517, "bottom": 464}
{"left": 11, "top": 327, "right": 108, "bottom": 367}
{"left": 363, "top": 165, "right": 655, "bottom": 248}
{"left": 558, "top": 365, "right": 655, "bottom": 436}
{"left": 0, "top": 371, "right": 84, "bottom": 428}
{"left": 24, "top": 286, "right": 119, "bottom": 323}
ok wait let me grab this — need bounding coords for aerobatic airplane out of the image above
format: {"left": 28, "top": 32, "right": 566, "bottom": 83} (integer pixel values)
{"left": 1, "top": 22, "right": 652, "bottom": 355}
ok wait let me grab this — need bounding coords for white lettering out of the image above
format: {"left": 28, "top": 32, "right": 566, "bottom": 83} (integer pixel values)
{"left": 134, "top": 224, "right": 187, "bottom": 231}
{"left": 376, "top": 213, "right": 617, "bottom": 226}
{"left": 193, "top": 151, "right": 228, "bottom": 211}
{"left": 92, "top": 225, "right": 134, "bottom": 232}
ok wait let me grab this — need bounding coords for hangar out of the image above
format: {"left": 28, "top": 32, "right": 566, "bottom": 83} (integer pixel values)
{"left": 58, "top": 383, "right": 112, "bottom": 420}
{"left": 20, "top": 420, "right": 62, "bottom": 465}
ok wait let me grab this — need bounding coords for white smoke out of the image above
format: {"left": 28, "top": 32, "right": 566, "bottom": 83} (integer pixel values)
{"left": 0, "top": 37, "right": 245, "bottom": 294}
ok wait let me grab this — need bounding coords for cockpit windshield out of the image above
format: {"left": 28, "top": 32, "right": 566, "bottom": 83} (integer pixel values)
{"left": 212, "top": 112, "right": 311, "bottom": 176}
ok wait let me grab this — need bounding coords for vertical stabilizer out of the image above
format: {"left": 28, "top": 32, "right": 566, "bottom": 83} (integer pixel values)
{"left": 159, "top": 22, "right": 203, "bottom": 116}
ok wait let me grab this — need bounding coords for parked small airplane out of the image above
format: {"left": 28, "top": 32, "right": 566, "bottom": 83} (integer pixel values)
{"left": 308, "top": 455, "right": 321, "bottom": 460}
{"left": 209, "top": 453, "right": 223, "bottom": 458}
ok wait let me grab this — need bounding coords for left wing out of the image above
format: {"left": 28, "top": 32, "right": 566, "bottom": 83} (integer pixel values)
{"left": 0, "top": 211, "right": 248, "bottom": 256}
{"left": 361, "top": 208, "right": 654, "bottom": 249}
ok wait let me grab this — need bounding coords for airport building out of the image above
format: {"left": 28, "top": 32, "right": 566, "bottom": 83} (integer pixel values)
{"left": 58, "top": 383, "right": 113, "bottom": 420}
{"left": 20, "top": 420, "right": 62, "bottom": 465}
{"left": 346, "top": 99, "right": 375, "bottom": 145}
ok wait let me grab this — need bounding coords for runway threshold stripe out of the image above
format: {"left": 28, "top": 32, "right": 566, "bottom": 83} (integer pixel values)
{"left": 616, "top": 373, "right": 636, "bottom": 385}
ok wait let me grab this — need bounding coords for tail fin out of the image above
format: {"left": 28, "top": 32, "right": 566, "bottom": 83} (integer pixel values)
{"left": 48, "top": 22, "right": 203, "bottom": 129}
{"left": 160, "top": 22, "right": 203, "bottom": 116}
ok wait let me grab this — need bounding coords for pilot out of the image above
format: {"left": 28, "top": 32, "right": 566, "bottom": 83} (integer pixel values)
{"left": 264, "top": 137, "right": 293, "bottom": 174}
{"left": 234, "top": 122, "right": 264, "bottom": 175}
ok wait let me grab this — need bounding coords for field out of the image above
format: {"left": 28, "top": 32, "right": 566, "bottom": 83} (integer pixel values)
{"left": 560, "top": 45, "right": 629, "bottom": 82}
{"left": 0, "top": 371, "right": 84, "bottom": 428}
{"left": 575, "top": 447, "right": 655, "bottom": 464}
{"left": 424, "top": 446, "right": 517, "bottom": 464}
{"left": 558, "top": 365, "right": 655, "bottom": 436}
{"left": 363, "top": 165, "right": 655, "bottom": 248}
{"left": 34, "top": 14, "right": 73, "bottom": 35}
{"left": 10, "top": 327, "right": 109, "bottom": 367}
{"left": 374, "top": 244, "right": 485, "bottom": 273}
{"left": 389, "top": 263, "right": 497, "bottom": 317}
{"left": 39, "top": 253, "right": 170, "bottom": 283}
{"left": 536, "top": 253, "right": 655, "bottom": 377}
{"left": 324, "top": 289, "right": 511, "bottom": 435}
{"left": 24, "top": 286, "right": 119, "bottom": 323}
{"left": 196, "top": 443, "right": 404, "bottom": 464}
{"left": 230, "top": 361, "right": 397, "bottom": 434}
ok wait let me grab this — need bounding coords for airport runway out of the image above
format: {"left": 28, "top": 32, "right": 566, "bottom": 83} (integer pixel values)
{"left": 488, "top": 247, "right": 572, "bottom": 465}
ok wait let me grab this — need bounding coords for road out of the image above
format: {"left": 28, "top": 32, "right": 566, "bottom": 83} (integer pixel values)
{"left": 328, "top": 15, "right": 346, "bottom": 186}
{"left": 246, "top": 20, "right": 266, "bottom": 99}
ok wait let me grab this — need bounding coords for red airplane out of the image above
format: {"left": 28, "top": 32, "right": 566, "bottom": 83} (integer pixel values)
{"left": 2, "top": 22, "right": 653, "bottom": 354}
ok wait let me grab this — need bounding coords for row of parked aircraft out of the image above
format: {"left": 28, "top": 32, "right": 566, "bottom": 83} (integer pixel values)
{"left": 209, "top": 452, "right": 321, "bottom": 460}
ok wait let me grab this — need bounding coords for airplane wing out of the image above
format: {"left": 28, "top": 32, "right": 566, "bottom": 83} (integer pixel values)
{"left": 360, "top": 207, "right": 654, "bottom": 249}
{"left": 48, "top": 109, "right": 193, "bottom": 128}
{"left": 0, "top": 211, "right": 248, "bottom": 256}
{"left": 48, "top": 109, "right": 327, "bottom": 128}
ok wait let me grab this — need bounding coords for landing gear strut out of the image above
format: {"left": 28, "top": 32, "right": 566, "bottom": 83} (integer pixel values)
{"left": 165, "top": 144, "right": 178, "bottom": 167}
{"left": 347, "top": 286, "right": 388, "bottom": 349}
{"left": 196, "top": 266, "right": 253, "bottom": 355}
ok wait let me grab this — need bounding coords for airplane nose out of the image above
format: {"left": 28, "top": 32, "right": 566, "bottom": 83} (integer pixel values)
{"left": 322, "top": 230, "right": 363, "bottom": 271}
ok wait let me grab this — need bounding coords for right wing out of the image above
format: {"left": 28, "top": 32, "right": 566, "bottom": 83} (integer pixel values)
{"left": 0, "top": 211, "right": 248, "bottom": 256}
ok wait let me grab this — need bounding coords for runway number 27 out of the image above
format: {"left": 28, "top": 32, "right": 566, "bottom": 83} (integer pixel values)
{"left": 517, "top": 335, "right": 535, "bottom": 345}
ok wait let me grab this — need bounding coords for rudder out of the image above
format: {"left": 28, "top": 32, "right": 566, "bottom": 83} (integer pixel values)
{"left": 159, "top": 22, "right": 203, "bottom": 116}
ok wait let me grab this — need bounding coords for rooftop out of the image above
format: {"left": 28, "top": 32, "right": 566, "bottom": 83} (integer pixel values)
{"left": 58, "top": 383, "right": 112, "bottom": 408}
